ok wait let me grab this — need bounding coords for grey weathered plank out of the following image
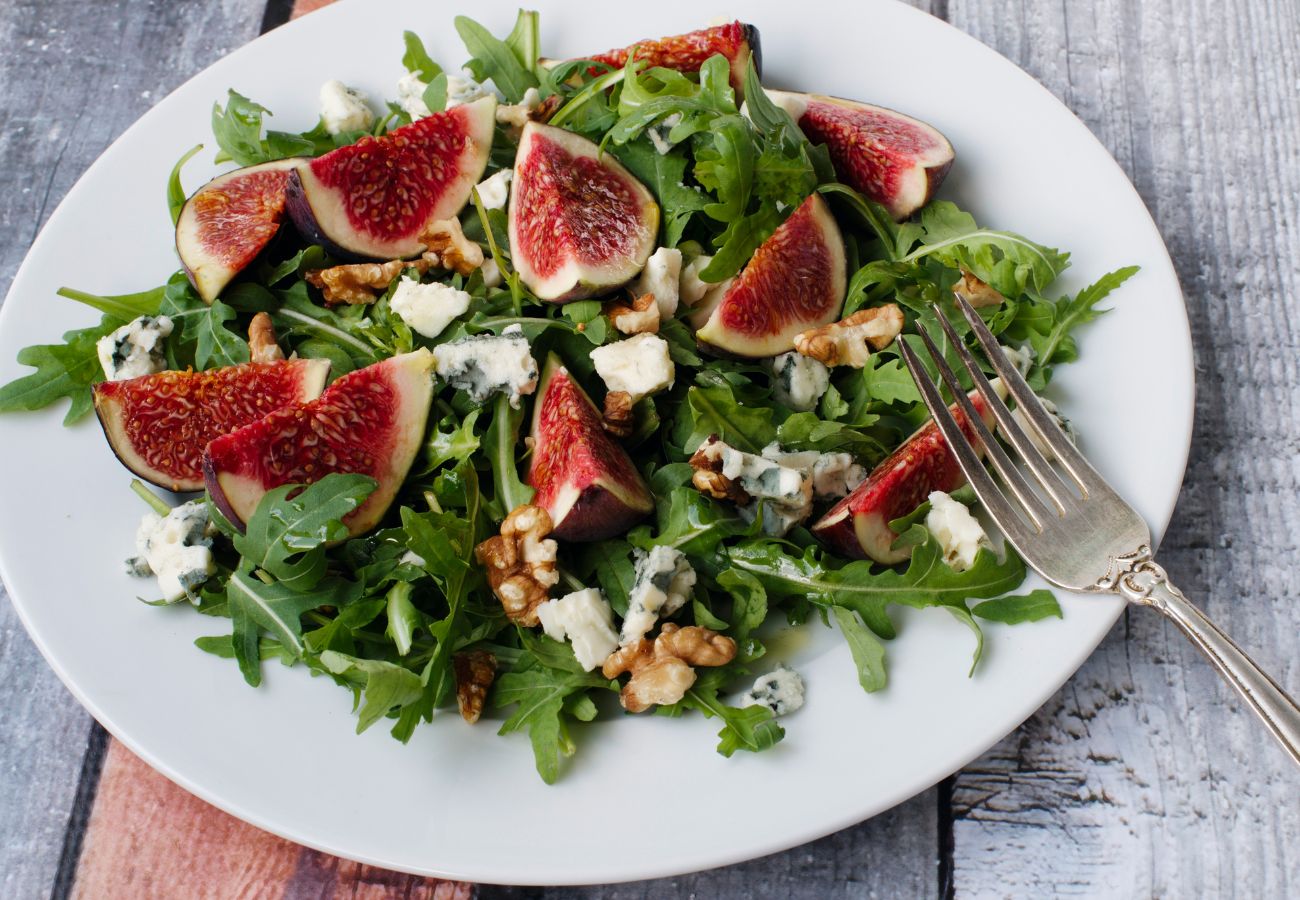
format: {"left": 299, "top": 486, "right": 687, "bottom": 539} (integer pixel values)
{"left": 947, "top": 0, "right": 1300, "bottom": 896}
{"left": 0, "top": 1, "right": 267, "bottom": 897}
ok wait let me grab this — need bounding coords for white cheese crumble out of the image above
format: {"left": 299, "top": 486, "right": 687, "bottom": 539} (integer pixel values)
{"left": 679, "top": 255, "right": 715, "bottom": 307}
{"left": 447, "top": 71, "right": 491, "bottom": 107}
{"left": 395, "top": 72, "right": 432, "bottom": 119}
{"left": 480, "top": 258, "right": 502, "bottom": 289}
{"left": 388, "top": 277, "right": 471, "bottom": 339}
{"left": 319, "top": 80, "right": 374, "bottom": 134}
{"left": 633, "top": 247, "right": 683, "bottom": 318}
{"left": 742, "top": 665, "right": 805, "bottom": 717}
{"left": 96, "top": 315, "right": 174, "bottom": 381}
{"left": 761, "top": 443, "right": 865, "bottom": 500}
{"left": 1011, "top": 396, "right": 1077, "bottom": 462}
{"left": 700, "top": 438, "right": 814, "bottom": 536}
{"left": 769, "top": 351, "right": 831, "bottom": 412}
{"left": 496, "top": 87, "right": 541, "bottom": 129}
{"left": 925, "top": 490, "right": 990, "bottom": 572}
{"left": 127, "top": 500, "right": 216, "bottom": 603}
{"left": 432, "top": 324, "right": 538, "bottom": 408}
{"left": 536, "top": 587, "right": 621, "bottom": 671}
{"left": 620, "top": 546, "right": 697, "bottom": 646}
{"left": 590, "top": 333, "right": 675, "bottom": 403}
{"left": 399, "top": 550, "right": 427, "bottom": 568}
{"left": 1000, "top": 343, "right": 1033, "bottom": 376}
{"left": 646, "top": 112, "right": 683, "bottom": 155}
{"left": 475, "top": 168, "right": 513, "bottom": 211}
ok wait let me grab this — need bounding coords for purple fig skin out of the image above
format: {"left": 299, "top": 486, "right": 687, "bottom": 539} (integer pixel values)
{"left": 203, "top": 454, "right": 247, "bottom": 533}
{"left": 549, "top": 483, "right": 651, "bottom": 542}
{"left": 744, "top": 23, "right": 763, "bottom": 80}
{"left": 284, "top": 170, "right": 373, "bottom": 263}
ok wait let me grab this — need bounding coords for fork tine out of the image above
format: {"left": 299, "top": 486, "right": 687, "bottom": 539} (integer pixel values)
{"left": 897, "top": 339, "right": 1039, "bottom": 546}
{"left": 912, "top": 325, "right": 1050, "bottom": 527}
{"left": 927, "top": 307, "right": 1079, "bottom": 514}
{"left": 953, "top": 294, "right": 1112, "bottom": 498}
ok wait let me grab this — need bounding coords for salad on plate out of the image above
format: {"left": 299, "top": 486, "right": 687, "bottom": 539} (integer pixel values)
{"left": 0, "top": 12, "right": 1136, "bottom": 783}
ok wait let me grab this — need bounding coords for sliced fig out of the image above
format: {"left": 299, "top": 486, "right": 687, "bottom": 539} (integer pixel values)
{"left": 527, "top": 354, "right": 654, "bottom": 541}
{"left": 812, "top": 384, "right": 1005, "bottom": 563}
{"left": 508, "top": 122, "right": 659, "bottom": 303}
{"left": 765, "top": 90, "right": 953, "bottom": 221}
{"left": 176, "top": 158, "right": 304, "bottom": 303}
{"left": 92, "top": 359, "right": 330, "bottom": 493}
{"left": 287, "top": 96, "right": 496, "bottom": 260}
{"left": 203, "top": 349, "right": 434, "bottom": 536}
{"left": 578, "top": 21, "right": 761, "bottom": 98}
{"left": 695, "top": 193, "right": 846, "bottom": 358}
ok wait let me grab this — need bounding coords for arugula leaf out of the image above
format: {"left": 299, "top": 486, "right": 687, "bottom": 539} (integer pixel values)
{"left": 682, "top": 382, "right": 778, "bottom": 453}
{"left": 233, "top": 475, "right": 377, "bottom": 591}
{"left": 1027, "top": 266, "right": 1139, "bottom": 366}
{"left": 57, "top": 283, "right": 164, "bottom": 321}
{"left": 716, "top": 567, "right": 767, "bottom": 643}
{"left": 319, "top": 650, "right": 424, "bottom": 733}
{"left": 832, "top": 606, "right": 887, "bottom": 692}
{"left": 494, "top": 656, "right": 610, "bottom": 783}
{"left": 211, "top": 90, "right": 270, "bottom": 166}
{"left": 630, "top": 487, "right": 750, "bottom": 558}
{"left": 683, "top": 681, "right": 784, "bottom": 757}
{"left": 454, "top": 15, "right": 538, "bottom": 103}
{"left": 0, "top": 315, "right": 120, "bottom": 424}
{"left": 485, "top": 394, "right": 534, "bottom": 516}
{"left": 167, "top": 144, "right": 203, "bottom": 225}
{"left": 610, "top": 141, "right": 709, "bottom": 248}
{"left": 971, "top": 590, "right": 1063, "bottom": 624}
{"left": 401, "top": 30, "right": 442, "bottom": 80}
{"left": 422, "top": 408, "right": 482, "bottom": 474}
{"left": 158, "top": 275, "right": 250, "bottom": 369}
{"left": 384, "top": 582, "right": 422, "bottom": 656}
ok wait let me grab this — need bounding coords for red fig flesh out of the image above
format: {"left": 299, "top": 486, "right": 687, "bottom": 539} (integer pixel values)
{"left": 175, "top": 158, "right": 303, "bottom": 303}
{"left": 812, "top": 386, "right": 1003, "bottom": 563}
{"left": 766, "top": 90, "right": 954, "bottom": 221}
{"left": 93, "top": 359, "right": 330, "bottom": 493}
{"left": 526, "top": 354, "right": 654, "bottom": 541}
{"left": 204, "top": 349, "right": 434, "bottom": 536}
{"left": 695, "top": 193, "right": 846, "bottom": 357}
{"left": 509, "top": 123, "right": 659, "bottom": 303}
{"left": 287, "top": 97, "right": 496, "bottom": 260}
{"left": 581, "top": 21, "right": 761, "bottom": 98}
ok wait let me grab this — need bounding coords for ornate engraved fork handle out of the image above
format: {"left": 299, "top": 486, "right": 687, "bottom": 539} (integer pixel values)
{"left": 1095, "top": 546, "right": 1300, "bottom": 766}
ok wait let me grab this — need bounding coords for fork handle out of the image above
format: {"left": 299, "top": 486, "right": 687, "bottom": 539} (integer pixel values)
{"left": 1144, "top": 579, "right": 1300, "bottom": 766}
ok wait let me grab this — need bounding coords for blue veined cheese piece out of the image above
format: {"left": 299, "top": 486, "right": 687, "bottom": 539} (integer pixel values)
{"left": 768, "top": 351, "right": 831, "bottom": 412}
{"left": 432, "top": 324, "right": 538, "bottom": 407}
{"left": 388, "top": 277, "right": 471, "bottom": 339}
{"left": 742, "top": 665, "right": 805, "bottom": 717}
{"left": 761, "top": 443, "right": 866, "bottom": 501}
{"left": 632, "top": 246, "right": 683, "bottom": 318}
{"left": 96, "top": 315, "right": 174, "bottom": 381}
{"left": 537, "top": 587, "right": 620, "bottom": 671}
{"left": 590, "top": 333, "right": 675, "bottom": 403}
{"left": 694, "top": 437, "right": 815, "bottom": 536}
{"left": 127, "top": 500, "right": 216, "bottom": 603}
{"left": 619, "top": 546, "right": 697, "bottom": 647}
{"left": 924, "top": 490, "right": 990, "bottom": 572}
{"left": 319, "top": 80, "right": 375, "bottom": 134}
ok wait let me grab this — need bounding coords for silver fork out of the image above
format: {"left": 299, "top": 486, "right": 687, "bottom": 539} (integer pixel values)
{"left": 898, "top": 294, "right": 1300, "bottom": 767}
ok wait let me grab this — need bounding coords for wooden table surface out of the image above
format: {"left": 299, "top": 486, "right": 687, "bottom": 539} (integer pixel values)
{"left": 2, "top": 0, "right": 1297, "bottom": 897}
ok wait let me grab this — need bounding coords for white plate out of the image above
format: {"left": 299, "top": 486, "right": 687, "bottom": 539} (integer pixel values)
{"left": 0, "top": 0, "right": 1193, "bottom": 885}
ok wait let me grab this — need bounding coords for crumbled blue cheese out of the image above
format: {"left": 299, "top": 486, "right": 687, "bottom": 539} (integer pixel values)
{"left": 447, "top": 71, "right": 491, "bottom": 107}
{"left": 1000, "top": 343, "right": 1033, "bottom": 376}
{"left": 396, "top": 72, "right": 433, "bottom": 119}
{"left": 1011, "top": 396, "right": 1077, "bottom": 462}
{"left": 590, "top": 333, "right": 675, "bottom": 403}
{"left": 700, "top": 439, "right": 814, "bottom": 536}
{"left": 633, "top": 247, "right": 683, "bottom": 318}
{"left": 679, "top": 255, "right": 714, "bottom": 307}
{"left": 480, "top": 258, "right": 502, "bottom": 289}
{"left": 389, "top": 277, "right": 471, "bottom": 339}
{"left": 536, "top": 587, "right": 621, "bottom": 671}
{"left": 646, "top": 112, "right": 683, "bottom": 154}
{"left": 496, "top": 87, "right": 541, "bottom": 129}
{"left": 769, "top": 351, "right": 831, "bottom": 412}
{"left": 96, "top": 315, "right": 174, "bottom": 381}
{"left": 475, "top": 168, "right": 513, "bottom": 211}
{"left": 399, "top": 550, "right": 426, "bottom": 568}
{"left": 743, "top": 666, "right": 805, "bottom": 717}
{"left": 925, "top": 490, "right": 990, "bottom": 572}
{"left": 620, "top": 546, "right": 697, "bottom": 646}
{"left": 319, "top": 80, "right": 374, "bottom": 134}
{"left": 761, "top": 443, "right": 865, "bottom": 500}
{"left": 432, "top": 324, "right": 538, "bottom": 407}
{"left": 127, "top": 500, "right": 216, "bottom": 603}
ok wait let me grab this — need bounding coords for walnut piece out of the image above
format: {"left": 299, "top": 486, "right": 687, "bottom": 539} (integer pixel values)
{"left": 247, "top": 312, "right": 284, "bottom": 363}
{"left": 688, "top": 436, "right": 751, "bottom": 505}
{"left": 602, "top": 390, "right": 634, "bottom": 439}
{"left": 953, "top": 270, "right": 1005, "bottom": 309}
{"left": 601, "top": 623, "right": 737, "bottom": 713}
{"left": 604, "top": 292, "right": 660, "bottom": 335}
{"left": 793, "top": 303, "right": 905, "bottom": 367}
{"left": 453, "top": 649, "right": 497, "bottom": 724}
{"left": 420, "top": 218, "right": 484, "bottom": 276}
{"left": 474, "top": 504, "right": 559, "bottom": 626}
{"left": 304, "top": 256, "right": 435, "bottom": 305}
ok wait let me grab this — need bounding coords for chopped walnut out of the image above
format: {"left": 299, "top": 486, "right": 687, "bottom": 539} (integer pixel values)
{"left": 453, "top": 650, "right": 497, "bottom": 724}
{"left": 953, "top": 271, "right": 1005, "bottom": 309}
{"left": 793, "top": 303, "right": 905, "bottom": 368}
{"left": 474, "top": 504, "right": 559, "bottom": 626}
{"left": 601, "top": 623, "right": 737, "bottom": 713}
{"left": 602, "top": 390, "right": 634, "bottom": 439}
{"left": 688, "top": 437, "right": 751, "bottom": 504}
{"left": 604, "top": 292, "right": 660, "bottom": 335}
{"left": 305, "top": 257, "right": 435, "bottom": 305}
{"left": 420, "top": 218, "right": 484, "bottom": 277}
{"left": 247, "top": 312, "right": 284, "bottom": 363}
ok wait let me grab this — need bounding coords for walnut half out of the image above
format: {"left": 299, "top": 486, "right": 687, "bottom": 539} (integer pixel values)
{"left": 604, "top": 292, "right": 660, "bottom": 335}
{"left": 953, "top": 270, "right": 1005, "bottom": 309}
{"left": 602, "top": 623, "right": 737, "bottom": 713}
{"left": 793, "top": 303, "right": 905, "bottom": 367}
{"left": 688, "top": 436, "right": 750, "bottom": 505}
{"left": 474, "top": 504, "right": 559, "bottom": 626}
{"left": 420, "top": 218, "right": 484, "bottom": 277}
{"left": 453, "top": 650, "right": 497, "bottom": 724}
{"left": 304, "top": 256, "right": 436, "bottom": 305}
{"left": 247, "top": 312, "right": 284, "bottom": 363}
{"left": 602, "top": 390, "right": 634, "bottom": 439}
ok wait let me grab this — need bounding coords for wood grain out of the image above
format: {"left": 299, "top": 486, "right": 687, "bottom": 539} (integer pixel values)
{"left": 946, "top": 0, "right": 1300, "bottom": 896}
